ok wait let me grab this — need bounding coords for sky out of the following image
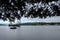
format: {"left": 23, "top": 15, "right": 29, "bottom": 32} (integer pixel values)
{"left": 0, "top": 16, "right": 60, "bottom": 24}
{"left": 21, "top": 16, "right": 60, "bottom": 23}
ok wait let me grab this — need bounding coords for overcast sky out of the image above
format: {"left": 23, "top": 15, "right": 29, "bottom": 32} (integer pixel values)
{"left": 0, "top": 16, "right": 60, "bottom": 24}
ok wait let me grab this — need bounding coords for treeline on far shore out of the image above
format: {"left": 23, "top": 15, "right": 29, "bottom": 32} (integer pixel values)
{"left": 9, "top": 22, "right": 60, "bottom": 26}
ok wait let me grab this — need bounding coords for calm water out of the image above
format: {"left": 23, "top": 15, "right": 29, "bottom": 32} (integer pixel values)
{"left": 0, "top": 25, "right": 60, "bottom": 40}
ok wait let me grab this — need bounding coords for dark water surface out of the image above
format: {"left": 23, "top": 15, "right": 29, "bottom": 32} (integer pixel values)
{"left": 0, "top": 25, "right": 60, "bottom": 40}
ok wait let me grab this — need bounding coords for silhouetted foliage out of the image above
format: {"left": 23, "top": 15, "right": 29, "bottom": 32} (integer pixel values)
{"left": 0, "top": 0, "right": 60, "bottom": 22}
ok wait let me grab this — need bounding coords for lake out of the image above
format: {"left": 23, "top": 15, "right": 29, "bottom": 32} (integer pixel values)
{"left": 0, "top": 25, "right": 60, "bottom": 40}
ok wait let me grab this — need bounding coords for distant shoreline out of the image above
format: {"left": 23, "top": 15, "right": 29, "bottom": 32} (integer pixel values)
{"left": 21, "top": 22, "right": 60, "bottom": 25}
{"left": 9, "top": 22, "right": 60, "bottom": 26}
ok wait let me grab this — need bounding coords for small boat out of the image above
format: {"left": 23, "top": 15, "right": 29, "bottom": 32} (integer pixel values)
{"left": 10, "top": 26, "right": 17, "bottom": 29}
